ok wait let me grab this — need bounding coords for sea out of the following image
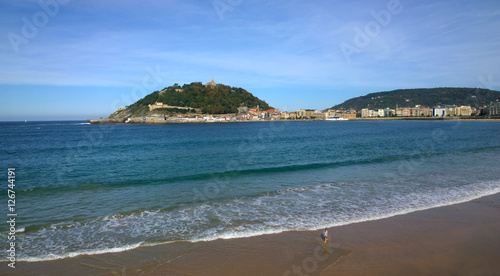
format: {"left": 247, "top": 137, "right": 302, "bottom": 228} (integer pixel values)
{"left": 1, "top": 120, "right": 499, "bottom": 262}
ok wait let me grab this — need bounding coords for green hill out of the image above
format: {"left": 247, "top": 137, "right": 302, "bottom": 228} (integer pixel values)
{"left": 109, "top": 81, "right": 271, "bottom": 119}
{"left": 330, "top": 88, "right": 500, "bottom": 110}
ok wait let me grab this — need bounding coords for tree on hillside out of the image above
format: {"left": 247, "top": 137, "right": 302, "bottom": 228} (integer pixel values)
{"left": 126, "top": 82, "right": 271, "bottom": 114}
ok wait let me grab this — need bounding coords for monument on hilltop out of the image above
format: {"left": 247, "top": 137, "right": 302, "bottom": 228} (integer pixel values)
{"left": 205, "top": 76, "right": 217, "bottom": 88}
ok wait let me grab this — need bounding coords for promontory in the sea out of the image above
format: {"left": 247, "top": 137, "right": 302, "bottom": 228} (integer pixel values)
{"left": 88, "top": 78, "right": 274, "bottom": 124}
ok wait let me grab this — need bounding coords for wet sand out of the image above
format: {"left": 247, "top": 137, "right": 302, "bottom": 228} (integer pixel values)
{"left": 3, "top": 193, "right": 500, "bottom": 275}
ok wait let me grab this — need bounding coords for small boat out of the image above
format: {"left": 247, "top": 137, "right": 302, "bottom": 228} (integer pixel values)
{"left": 325, "top": 116, "right": 348, "bottom": 121}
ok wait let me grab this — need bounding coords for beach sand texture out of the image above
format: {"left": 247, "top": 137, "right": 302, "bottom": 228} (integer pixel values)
{"left": 4, "top": 193, "right": 500, "bottom": 276}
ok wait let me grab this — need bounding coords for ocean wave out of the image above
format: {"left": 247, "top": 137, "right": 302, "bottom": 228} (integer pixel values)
{"left": 13, "top": 179, "right": 500, "bottom": 262}
{"left": 12, "top": 152, "right": 444, "bottom": 194}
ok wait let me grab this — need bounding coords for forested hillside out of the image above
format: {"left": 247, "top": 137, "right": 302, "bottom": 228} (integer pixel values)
{"left": 330, "top": 88, "right": 500, "bottom": 110}
{"left": 109, "top": 82, "right": 271, "bottom": 119}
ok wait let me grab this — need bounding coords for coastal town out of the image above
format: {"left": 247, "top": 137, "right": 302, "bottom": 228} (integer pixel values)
{"left": 88, "top": 78, "right": 500, "bottom": 124}
{"left": 113, "top": 101, "right": 500, "bottom": 124}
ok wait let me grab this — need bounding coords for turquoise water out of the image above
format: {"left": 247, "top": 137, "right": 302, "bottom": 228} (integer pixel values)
{"left": 1, "top": 120, "right": 500, "bottom": 261}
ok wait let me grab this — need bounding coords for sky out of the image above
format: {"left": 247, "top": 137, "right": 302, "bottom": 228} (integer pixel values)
{"left": 1, "top": 0, "right": 499, "bottom": 121}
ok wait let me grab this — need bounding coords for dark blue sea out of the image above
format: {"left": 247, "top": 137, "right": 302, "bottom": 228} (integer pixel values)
{"left": 1, "top": 120, "right": 499, "bottom": 261}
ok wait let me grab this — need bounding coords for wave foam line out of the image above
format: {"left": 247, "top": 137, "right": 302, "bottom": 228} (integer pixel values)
{"left": 186, "top": 181, "right": 500, "bottom": 242}
{"left": 319, "top": 182, "right": 500, "bottom": 230}
{"left": 14, "top": 181, "right": 500, "bottom": 263}
{"left": 17, "top": 242, "right": 144, "bottom": 262}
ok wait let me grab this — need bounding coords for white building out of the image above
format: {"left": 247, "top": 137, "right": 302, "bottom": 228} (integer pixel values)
{"left": 433, "top": 107, "right": 446, "bottom": 117}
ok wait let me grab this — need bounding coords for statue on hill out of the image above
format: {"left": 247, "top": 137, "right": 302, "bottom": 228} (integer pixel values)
{"left": 205, "top": 76, "right": 217, "bottom": 88}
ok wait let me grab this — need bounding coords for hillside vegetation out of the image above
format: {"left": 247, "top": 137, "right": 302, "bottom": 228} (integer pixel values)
{"left": 109, "top": 82, "right": 271, "bottom": 119}
{"left": 330, "top": 88, "right": 500, "bottom": 110}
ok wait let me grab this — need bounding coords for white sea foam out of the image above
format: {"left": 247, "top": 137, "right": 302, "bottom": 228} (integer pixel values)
{"left": 15, "top": 179, "right": 500, "bottom": 263}
{"left": 19, "top": 243, "right": 144, "bottom": 262}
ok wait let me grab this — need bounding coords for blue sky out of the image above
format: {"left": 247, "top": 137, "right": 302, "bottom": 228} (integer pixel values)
{"left": 1, "top": 0, "right": 499, "bottom": 120}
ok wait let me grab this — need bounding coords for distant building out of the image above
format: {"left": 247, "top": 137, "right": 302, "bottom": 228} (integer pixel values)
{"left": 361, "top": 109, "right": 370, "bottom": 118}
{"left": 339, "top": 110, "right": 357, "bottom": 119}
{"left": 458, "top": 106, "right": 472, "bottom": 116}
{"left": 384, "top": 108, "right": 394, "bottom": 117}
{"left": 304, "top": 109, "right": 316, "bottom": 118}
{"left": 148, "top": 101, "right": 195, "bottom": 112}
{"left": 326, "top": 109, "right": 336, "bottom": 117}
{"left": 489, "top": 102, "right": 500, "bottom": 116}
{"left": 409, "top": 106, "right": 429, "bottom": 117}
{"left": 394, "top": 107, "right": 411, "bottom": 116}
{"left": 445, "top": 105, "right": 457, "bottom": 116}
{"left": 296, "top": 109, "right": 316, "bottom": 118}
{"left": 311, "top": 110, "right": 326, "bottom": 119}
{"left": 205, "top": 76, "right": 217, "bottom": 88}
{"left": 148, "top": 102, "right": 163, "bottom": 111}
{"left": 361, "top": 108, "right": 390, "bottom": 118}
{"left": 249, "top": 107, "right": 259, "bottom": 113}
{"left": 248, "top": 107, "right": 260, "bottom": 120}
{"left": 433, "top": 107, "right": 446, "bottom": 117}
{"left": 441, "top": 105, "right": 472, "bottom": 116}
{"left": 418, "top": 107, "right": 432, "bottom": 117}
{"left": 264, "top": 109, "right": 275, "bottom": 119}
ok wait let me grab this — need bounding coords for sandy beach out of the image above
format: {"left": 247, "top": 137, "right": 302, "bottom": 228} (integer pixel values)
{"left": 4, "top": 192, "right": 500, "bottom": 276}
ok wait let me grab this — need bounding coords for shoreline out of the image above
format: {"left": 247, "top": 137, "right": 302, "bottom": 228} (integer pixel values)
{"left": 87, "top": 117, "right": 500, "bottom": 125}
{"left": 14, "top": 186, "right": 500, "bottom": 264}
{"left": 4, "top": 192, "right": 500, "bottom": 275}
